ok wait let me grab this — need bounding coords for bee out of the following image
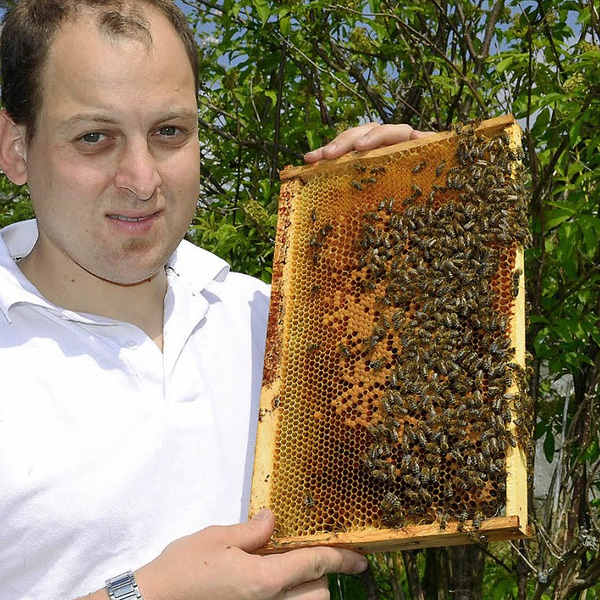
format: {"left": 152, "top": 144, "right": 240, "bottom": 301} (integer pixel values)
{"left": 447, "top": 173, "right": 466, "bottom": 189}
{"left": 351, "top": 180, "right": 363, "bottom": 191}
{"left": 372, "top": 469, "right": 389, "bottom": 482}
{"left": 400, "top": 453, "right": 412, "bottom": 470}
{"left": 307, "top": 342, "right": 320, "bottom": 352}
{"left": 370, "top": 166, "right": 387, "bottom": 175}
{"left": 311, "top": 284, "right": 321, "bottom": 294}
{"left": 410, "top": 457, "right": 421, "bottom": 476}
{"left": 387, "top": 462, "right": 397, "bottom": 478}
{"left": 412, "top": 160, "right": 427, "bottom": 173}
{"left": 366, "top": 424, "right": 381, "bottom": 439}
{"left": 457, "top": 512, "right": 469, "bottom": 531}
{"left": 368, "top": 357, "right": 386, "bottom": 371}
{"left": 386, "top": 427, "right": 399, "bottom": 444}
{"left": 304, "top": 494, "right": 315, "bottom": 508}
{"left": 444, "top": 483, "right": 454, "bottom": 498}
{"left": 469, "top": 475, "right": 486, "bottom": 488}
{"left": 512, "top": 268, "right": 522, "bottom": 297}
{"left": 361, "top": 453, "right": 376, "bottom": 470}
{"left": 352, "top": 162, "right": 367, "bottom": 173}
{"left": 427, "top": 453, "right": 442, "bottom": 465}
{"left": 424, "top": 441, "right": 439, "bottom": 454}
{"left": 473, "top": 511, "right": 484, "bottom": 529}
{"left": 435, "top": 160, "right": 446, "bottom": 177}
{"left": 310, "top": 208, "right": 317, "bottom": 222}
{"left": 438, "top": 511, "right": 449, "bottom": 531}
{"left": 406, "top": 490, "right": 420, "bottom": 503}
{"left": 439, "top": 435, "right": 449, "bottom": 453}
{"left": 320, "top": 223, "right": 333, "bottom": 237}
{"left": 420, "top": 489, "right": 433, "bottom": 503}
{"left": 450, "top": 448, "right": 464, "bottom": 463}
{"left": 381, "top": 397, "right": 392, "bottom": 415}
{"left": 411, "top": 183, "right": 423, "bottom": 197}
{"left": 338, "top": 343, "right": 351, "bottom": 358}
{"left": 382, "top": 491, "right": 402, "bottom": 510}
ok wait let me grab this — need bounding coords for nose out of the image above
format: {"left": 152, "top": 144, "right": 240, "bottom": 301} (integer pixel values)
{"left": 114, "top": 140, "right": 162, "bottom": 200}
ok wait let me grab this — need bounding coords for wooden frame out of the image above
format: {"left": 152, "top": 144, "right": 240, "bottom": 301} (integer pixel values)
{"left": 251, "top": 115, "right": 530, "bottom": 553}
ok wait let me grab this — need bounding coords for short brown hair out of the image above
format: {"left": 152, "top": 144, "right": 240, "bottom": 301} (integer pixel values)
{"left": 0, "top": 0, "right": 199, "bottom": 144}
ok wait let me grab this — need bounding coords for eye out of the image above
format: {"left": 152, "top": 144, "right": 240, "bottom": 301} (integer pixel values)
{"left": 153, "top": 124, "right": 192, "bottom": 148}
{"left": 80, "top": 132, "right": 106, "bottom": 144}
{"left": 157, "top": 126, "right": 180, "bottom": 137}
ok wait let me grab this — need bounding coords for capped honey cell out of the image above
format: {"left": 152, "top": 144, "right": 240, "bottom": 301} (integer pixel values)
{"left": 251, "top": 115, "right": 532, "bottom": 553}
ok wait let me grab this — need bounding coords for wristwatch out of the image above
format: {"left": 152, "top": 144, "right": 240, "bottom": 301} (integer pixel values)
{"left": 105, "top": 570, "right": 143, "bottom": 600}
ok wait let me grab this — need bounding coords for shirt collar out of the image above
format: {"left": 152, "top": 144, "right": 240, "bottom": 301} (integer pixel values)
{"left": 0, "top": 220, "right": 54, "bottom": 321}
{"left": 0, "top": 219, "right": 231, "bottom": 322}
{"left": 166, "top": 237, "right": 231, "bottom": 293}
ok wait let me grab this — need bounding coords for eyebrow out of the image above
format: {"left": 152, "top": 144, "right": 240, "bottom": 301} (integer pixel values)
{"left": 60, "top": 109, "right": 199, "bottom": 130}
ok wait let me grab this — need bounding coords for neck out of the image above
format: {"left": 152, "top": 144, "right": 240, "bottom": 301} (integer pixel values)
{"left": 18, "top": 250, "right": 167, "bottom": 350}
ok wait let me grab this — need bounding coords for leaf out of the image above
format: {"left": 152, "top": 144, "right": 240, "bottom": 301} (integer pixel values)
{"left": 535, "top": 421, "right": 547, "bottom": 440}
{"left": 306, "top": 129, "right": 320, "bottom": 152}
{"left": 529, "top": 315, "right": 550, "bottom": 325}
{"left": 280, "top": 14, "right": 291, "bottom": 37}
{"left": 495, "top": 55, "right": 517, "bottom": 74}
{"left": 544, "top": 208, "right": 573, "bottom": 230}
{"left": 252, "top": 0, "right": 270, "bottom": 25}
{"left": 544, "top": 431, "right": 556, "bottom": 463}
{"left": 491, "top": 577, "right": 514, "bottom": 600}
{"left": 581, "top": 439, "right": 599, "bottom": 462}
{"left": 532, "top": 107, "right": 551, "bottom": 134}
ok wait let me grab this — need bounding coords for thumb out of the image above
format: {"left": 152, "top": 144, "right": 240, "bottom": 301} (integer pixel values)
{"left": 228, "top": 508, "right": 275, "bottom": 553}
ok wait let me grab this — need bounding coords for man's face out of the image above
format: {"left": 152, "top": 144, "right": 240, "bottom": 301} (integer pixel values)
{"left": 22, "top": 8, "right": 200, "bottom": 285}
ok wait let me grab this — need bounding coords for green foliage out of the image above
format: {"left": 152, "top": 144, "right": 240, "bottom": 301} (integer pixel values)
{"left": 187, "top": 0, "right": 522, "bottom": 280}
{"left": 0, "top": 179, "right": 32, "bottom": 228}
{"left": 329, "top": 573, "right": 368, "bottom": 600}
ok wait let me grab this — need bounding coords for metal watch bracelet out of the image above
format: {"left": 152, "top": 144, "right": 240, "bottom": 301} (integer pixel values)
{"left": 105, "top": 570, "right": 143, "bottom": 600}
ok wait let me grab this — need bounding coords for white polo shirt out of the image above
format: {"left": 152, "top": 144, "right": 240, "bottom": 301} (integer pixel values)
{"left": 0, "top": 220, "right": 270, "bottom": 600}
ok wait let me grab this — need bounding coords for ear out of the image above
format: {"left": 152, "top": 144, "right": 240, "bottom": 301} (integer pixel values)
{"left": 0, "top": 109, "right": 28, "bottom": 185}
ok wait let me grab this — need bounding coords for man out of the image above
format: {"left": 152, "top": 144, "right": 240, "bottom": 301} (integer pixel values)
{"left": 0, "top": 1, "right": 427, "bottom": 598}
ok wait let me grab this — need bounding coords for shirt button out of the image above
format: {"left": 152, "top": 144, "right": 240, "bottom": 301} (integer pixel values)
{"left": 124, "top": 340, "right": 138, "bottom": 349}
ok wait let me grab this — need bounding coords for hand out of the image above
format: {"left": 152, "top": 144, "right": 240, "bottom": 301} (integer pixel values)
{"left": 303, "top": 122, "right": 433, "bottom": 163}
{"left": 135, "top": 508, "right": 368, "bottom": 600}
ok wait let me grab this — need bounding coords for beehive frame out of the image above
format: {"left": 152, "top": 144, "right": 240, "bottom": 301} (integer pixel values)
{"left": 251, "top": 115, "right": 531, "bottom": 553}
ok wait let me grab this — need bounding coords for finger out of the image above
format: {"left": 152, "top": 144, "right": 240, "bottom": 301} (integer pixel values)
{"left": 265, "top": 546, "right": 367, "bottom": 590}
{"left": 304, "top": 123, "right": 380, "bottom": 163}
{"left": 205, "top": 508, "right": 275, "bottom": 553}
{"left": 283, "top": 575, "right": 330, "bottom": 599}
{"left": 351, "top": 123, "right": 432, "bottom": 152}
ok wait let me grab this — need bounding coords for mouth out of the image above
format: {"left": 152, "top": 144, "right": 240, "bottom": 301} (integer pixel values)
{"left": 107, "top": 211, "right": 160, "bottom": 223}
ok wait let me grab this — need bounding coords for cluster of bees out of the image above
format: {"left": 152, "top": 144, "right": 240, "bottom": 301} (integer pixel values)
{"left": 345, "top": 123, "right": 532, "bottom": 529}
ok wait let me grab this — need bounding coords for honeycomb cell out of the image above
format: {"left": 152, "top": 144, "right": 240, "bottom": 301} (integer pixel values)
{"left": 253, "top": 115, "right": 532, "bottom": 552}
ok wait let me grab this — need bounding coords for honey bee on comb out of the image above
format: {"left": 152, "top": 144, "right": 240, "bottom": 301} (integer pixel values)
{"left": 251, "top": 115, "right": 531, "bottom": 553}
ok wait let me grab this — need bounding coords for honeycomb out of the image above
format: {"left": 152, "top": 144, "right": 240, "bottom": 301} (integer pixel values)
{"left": 251, "top": 115, "right": 532, "bottom": 552}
